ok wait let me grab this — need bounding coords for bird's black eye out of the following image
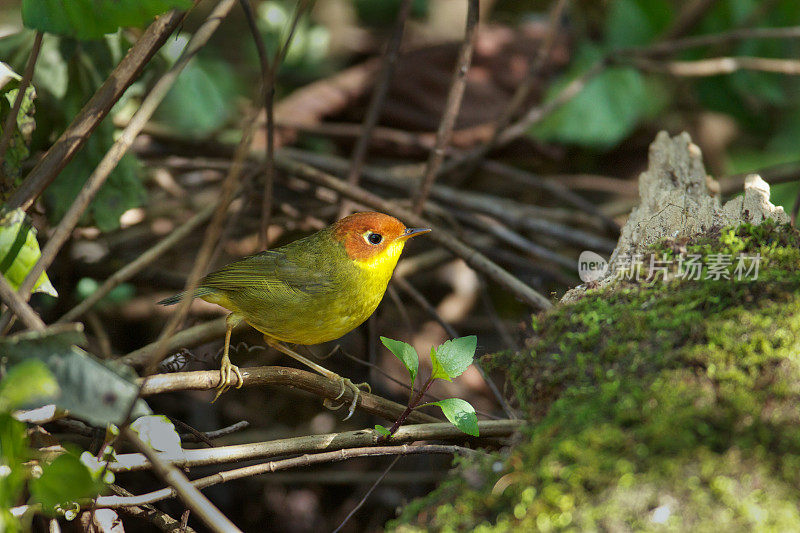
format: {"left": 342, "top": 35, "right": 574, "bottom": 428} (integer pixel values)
{"left": 367, "top": 232, "right": 383, "bottom": 245}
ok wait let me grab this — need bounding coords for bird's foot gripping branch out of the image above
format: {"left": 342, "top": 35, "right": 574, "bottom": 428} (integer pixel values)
{"left": 376, "top": 335, "right": 480, "bottom": 440}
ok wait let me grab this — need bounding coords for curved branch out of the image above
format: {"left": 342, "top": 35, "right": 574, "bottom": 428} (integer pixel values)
{"left": 140, "top": 366, "right": 442, "bottom": 425}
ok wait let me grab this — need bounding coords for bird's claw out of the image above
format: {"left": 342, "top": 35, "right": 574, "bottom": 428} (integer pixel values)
{"left": 324, "top": 378, "right": 371, "bottom": 420}
{"left": 212, "top": 358, "right": 242, "bottom": 403}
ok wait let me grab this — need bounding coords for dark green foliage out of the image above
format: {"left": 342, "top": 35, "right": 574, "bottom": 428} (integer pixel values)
{"left": 0, "top": 32, "right": 147, "bottom": 231}
{"left": 0, "top": 326, "right": 151, "bottom": 426}
{"left": 153, "top": 41, "right": 240, "bottom": 138}
{"left": 29, "top": 449, "right": 103, "bottom": 513}
{"left": 21, "top": 0, "right": 191, "bottom": 40}
{"left": 0, "top": 63, "right": 36, "bottom": 193}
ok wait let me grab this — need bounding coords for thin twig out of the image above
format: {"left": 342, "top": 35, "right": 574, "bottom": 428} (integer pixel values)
{"left": 393, "top": 277, "right": 458, "bottom": 338}
{"left": 660, "top": 0, "right": 720, "bottom": 40}
{"left": 625, "top": 25, "right": 800, "bottom": 57}
{"left": 283, "top": 147, "right": 615, "bottom": 245}
{"left": 256, "top": 0, "right": 312, "bottom": 249}
{"left": 110, "top": 484, "right": 198, "bottom": 533}
{"left": 333, "top": 455, "right": 401, "bottom": 533}
{"left": 481, "top": 284, "right": 520, "bottom": 353}
{"left": 498, "top": 58, "right": 607, "bottom": 145}
{"left": 458, "top": 212, "right": 576, "bottom": 270}
{"left": 85, "top": 311, "right": 112, "bottom": 358}
{"left": 121, "top": 316, "right": 235, "bottom": 367}
{"left": 459, "top": 0, "right": 569, "bottom": 178}
{"left": 630, "top": 55, "right": 800, "bottom": 76}
{"left": 238, "top": 0, "right": 273, "bottom": 249}
{"left": 482, "top": 160, "right": 620, "bottom": 236}
{"left": 0, "top": 31, "right": 42, "bottom": 173}
{"left": 50, "top": 418, "right": 249, "bottom": 446}
{"left": 0, "top": 273, "right": 45, "bottom": 331}
{"left": 339, "top": 0, "right": 413, "bottom": 217}
{"left": 105, "top": 420, "right": 520, "bottom": 472}
{"left": 98, "top": 444, "right": 476, "bottom": 510}
{"left": 273, "top": 154, "right": 553, "bottom": 310}
{"left": 142, "top": 89, "right": 258, "bottom": 376}
{"left": 185, "top": 421, "right": 250, "bottom": 442}
{"left": 6, "top": 9, "right": 187, "bottom": 211}
{"left": 122, "top": 428, "right": 241, "bottom": 533}
{"left": 139, "top": 366, "right": 441, "bottom": 424}
{"left": 412, "top": 0, "right": 479, "bottom": 214}
{"left": 57, "top": 204, "right": 216, "bottom": 323}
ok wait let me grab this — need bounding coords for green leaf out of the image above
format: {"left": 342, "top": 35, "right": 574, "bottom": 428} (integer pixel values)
{"left": 605, "top": 0, "right": 674, "bottom": 49}
{"left": 426, "top": 398, "right": 479, "bottom": 437}
{"left": 0, "top": 360, "right": 59, "bottom": 411}
{"left": 21, "top": 0, "right": 192, "bottom": 40}
{"left": 0, "top": 324, "right": 151, "bottom": 426}
{"left": 29, "top": 450, "right": 103, "bottom": 512}
{"left": 80, "top": 451, "right": 115, "bottom": 484}
{"left": 430, "top": 346, "right": 448, "bottom": 381}
{"left": 431, "top": 336, "right": 477, "bottom": 381}
{"left": 0, "top": 412, "right": 29, "bottom": 520}
{"left": 44, "top": 120, "right": 145, "bottom": 232}
{"left": 0, "top": 61, "right": 36, "bottom": 190}
{"left": 130, "top": 415, "right": 182, "bottom": 454}
{"left": 0, "top": 209, "right": 58, "bottom": 297}
{"left": 374, "top": 424, "right": 391, "bottom": 437}
{"left": 154, "top": 44, "right": 240, "bottom": 138}
{"left": 530, "top": 45, "right": 659, "bottom": 149}
{"left": 380, "top": 336, "right": 418, "bottom": 384}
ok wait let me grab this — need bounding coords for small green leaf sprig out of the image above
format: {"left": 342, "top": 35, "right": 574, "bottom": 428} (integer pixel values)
{"left": 375, "top": 336, "right": 479, "bottom": 439}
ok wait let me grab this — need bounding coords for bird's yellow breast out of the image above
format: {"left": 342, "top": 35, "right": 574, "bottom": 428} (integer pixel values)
{"left": 214, "top": 240, "right": 406, "bottom": 346}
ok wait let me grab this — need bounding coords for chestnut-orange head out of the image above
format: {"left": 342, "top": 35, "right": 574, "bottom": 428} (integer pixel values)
{"left": 332, "top": 212, "right": 430, "bottom": 268}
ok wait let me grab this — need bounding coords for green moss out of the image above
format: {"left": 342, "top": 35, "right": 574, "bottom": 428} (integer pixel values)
{"left": 391, "top": 222, "right": 800, "bottom": 532}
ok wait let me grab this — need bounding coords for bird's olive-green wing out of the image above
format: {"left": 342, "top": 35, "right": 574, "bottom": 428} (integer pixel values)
{"left": 200, "top": 249, "right": 332, "bottom": 297}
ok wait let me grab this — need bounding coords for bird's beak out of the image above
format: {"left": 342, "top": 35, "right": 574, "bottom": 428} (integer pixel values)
{"left": 399, "top": 227, "right": 431, "bottom": 241}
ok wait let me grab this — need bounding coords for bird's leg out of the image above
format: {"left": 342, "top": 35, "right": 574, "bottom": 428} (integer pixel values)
{"left": 265, "top": 337, "right": 369, "bottom": 420}
{"left": 212, "top": 313, "right": 244, "bottom": 402}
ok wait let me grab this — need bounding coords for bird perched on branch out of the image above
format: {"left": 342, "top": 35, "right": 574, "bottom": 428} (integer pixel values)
{"left": 159, "top": 211, "right": 430, "bottom": 417}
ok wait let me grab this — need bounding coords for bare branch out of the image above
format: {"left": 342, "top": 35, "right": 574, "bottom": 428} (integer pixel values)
{"left": 0, "top": 273, "right": 45, "bottom": 331}
{"left": 627, "top": 25, "right": 800, "bottom": 57}
{"left": 412, "top": 0, "right": 479, "bottom": 214}
{"left": 107, "top": 420, "right": 521, "bottom": 472}
{"left": 459, "top": 0, "right": 569, "bottom": 177}
{"left": 139, "top": 366, "right": 441, "bottom": 425}
{"left": 631, "top": 55, "right": 800, "bottom": 76}
{"left": 339, "top": 0, "right": 413, "bottom": 217}
{"left": 98, "top": 444, "right": 478, "bottom": 509}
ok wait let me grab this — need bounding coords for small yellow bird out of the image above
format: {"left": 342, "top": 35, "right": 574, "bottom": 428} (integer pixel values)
{"left": 159, "top": 211, "right": 430, "bottom": 415}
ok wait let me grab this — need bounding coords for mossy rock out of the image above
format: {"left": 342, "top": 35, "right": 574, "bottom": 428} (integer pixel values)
{"left": 391, "top": 221, "right": 800, "bottom": 532}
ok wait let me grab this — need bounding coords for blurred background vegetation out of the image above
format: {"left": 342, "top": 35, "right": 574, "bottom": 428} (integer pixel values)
{"left": 2, "top": 0, "right": 800, "bottom": 531}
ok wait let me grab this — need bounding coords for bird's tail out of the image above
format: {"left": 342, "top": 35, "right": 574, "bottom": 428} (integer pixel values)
{"left": 157, "top": 287, "right": 216, "bottom": 306}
